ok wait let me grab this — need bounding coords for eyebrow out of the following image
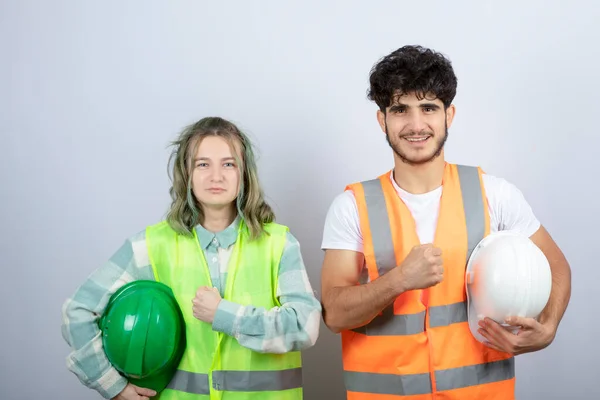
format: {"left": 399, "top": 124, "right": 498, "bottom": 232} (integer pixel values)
{"left": 194, "top": 157, "right": 236, "bottom": 162}
{"left": 420, "top": 103, "right": 441, "bottom": 109}
{"left": 389, "top": 103, "right": 441, "bottom": 111}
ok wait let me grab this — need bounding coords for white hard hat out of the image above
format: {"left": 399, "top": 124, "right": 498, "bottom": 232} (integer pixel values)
{"left": 465, "top": 231, "right": 552, "bottom": 343}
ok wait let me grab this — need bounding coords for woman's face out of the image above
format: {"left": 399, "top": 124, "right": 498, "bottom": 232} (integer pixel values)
{"left": 191, "top": 135, "right": 241, "bottom": 211}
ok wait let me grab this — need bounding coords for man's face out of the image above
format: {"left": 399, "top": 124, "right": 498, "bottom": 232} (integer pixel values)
{"left": 377, "top": 92, "right": 455, "bottom": 165}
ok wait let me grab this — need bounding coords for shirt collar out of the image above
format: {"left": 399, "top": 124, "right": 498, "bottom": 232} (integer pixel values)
{"left": 195, "top": 216, "right": 241, "bottom": 249}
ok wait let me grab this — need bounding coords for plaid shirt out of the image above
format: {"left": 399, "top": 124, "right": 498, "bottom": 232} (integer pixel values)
{"left": 61, "top": 217, "right": 322, "bottom": 399}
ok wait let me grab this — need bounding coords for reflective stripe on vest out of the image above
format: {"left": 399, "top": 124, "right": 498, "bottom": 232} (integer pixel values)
{"left": 167, "top": 368, "right": 303, "bottom": 394}
{"left": 146, "top": 221, "right": 303, "bottom": 399}
{"left": 343, "top": 164, "right": 515, "bottom": 399}
{"left": 344, "top": 358, "right": 514, "bottom": 395}
{"left": 351, "top": 300, "right": 468, "bottom": 336}
{"left": 167, "top": 370, "right": 210, "bottom": 395}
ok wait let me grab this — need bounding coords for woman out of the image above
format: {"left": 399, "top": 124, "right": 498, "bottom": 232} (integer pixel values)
{"left": 61, "top": 117, "right": 321, "bottom": 400}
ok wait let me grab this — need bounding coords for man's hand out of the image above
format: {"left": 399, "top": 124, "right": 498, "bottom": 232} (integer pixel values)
{"left": 478, "top": 316, "right": 555, "bottom": 355}
{"left": 111, "top": 383, "right": 156, "bottom": 400}
{"left": 397, "top": 244, "right": 444, "bottom": 291}
{"left": 192, "top": 286, "right": 222, "bottom": 323}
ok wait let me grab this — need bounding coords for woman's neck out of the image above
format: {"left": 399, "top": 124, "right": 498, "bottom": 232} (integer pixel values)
{"left": 201, "top": 204, "right": 237, "bottom": 232}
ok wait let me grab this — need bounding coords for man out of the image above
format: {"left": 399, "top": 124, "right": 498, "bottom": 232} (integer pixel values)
{"left": 320, "top": 45, "right": 571, "bottom": 399}
{"left": 62, "top": 117, "right": 321, "bottom": 399}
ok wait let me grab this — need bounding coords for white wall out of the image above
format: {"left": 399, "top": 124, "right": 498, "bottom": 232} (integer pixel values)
{"left": 1, "top": 1, "right": 597, "bottom": 399}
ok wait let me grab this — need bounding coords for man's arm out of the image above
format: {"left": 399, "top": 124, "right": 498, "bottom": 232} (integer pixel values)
{"left": 529, "top": 225, "right": 571, "bottom": 334}
{"left": 320, "top": 249, "right": 405, "bottom": 333}
{"left": 211, "top": 232, "right": 322, "bottom": 354}
{"left": 477, "top": 176, "right": 571, "bottom": 354}
{"left": 318, "top": 191, "right": 407, "bottom": 333}
{"left": 321, "top": 244, "right": 444, "bottom": 333}
{"left": 478, "top": 225, "right": 571, "bottom": 354}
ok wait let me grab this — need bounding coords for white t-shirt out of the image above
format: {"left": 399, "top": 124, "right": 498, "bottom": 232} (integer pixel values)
{"left": 321, "top": 171, "right": 541, "bottom": 254}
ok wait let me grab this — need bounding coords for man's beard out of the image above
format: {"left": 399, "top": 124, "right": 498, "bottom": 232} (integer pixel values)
{"left": 385, "top": 122, "right": 448, "bottom": 166}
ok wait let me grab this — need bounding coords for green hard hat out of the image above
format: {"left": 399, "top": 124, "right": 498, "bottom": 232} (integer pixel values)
{"left": 98, "top": 280, "right": 186, "bottom": 392}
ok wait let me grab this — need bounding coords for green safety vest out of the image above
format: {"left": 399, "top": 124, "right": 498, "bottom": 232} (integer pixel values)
{"left": 146, "top": 220, "right": 303, "bottom": 400}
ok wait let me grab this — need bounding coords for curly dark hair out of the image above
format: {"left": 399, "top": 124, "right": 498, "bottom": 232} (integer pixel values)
{"left": 367, "top": 45, "right": 457, "bottom": 111}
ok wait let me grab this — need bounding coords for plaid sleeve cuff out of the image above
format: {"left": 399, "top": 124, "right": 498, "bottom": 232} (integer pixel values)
{"left": 92, "top": 367, "right": 128, "bottom": 399}
{"left": 212, "top": 299, "right": 243, "bottom": 337}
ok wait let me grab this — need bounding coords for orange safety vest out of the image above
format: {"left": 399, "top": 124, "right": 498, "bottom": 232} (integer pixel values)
{"left": 341, "top": 163, "right": 515, "bottom": 400}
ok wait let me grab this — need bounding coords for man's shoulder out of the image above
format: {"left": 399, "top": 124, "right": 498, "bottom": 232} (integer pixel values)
{"left": 447, "top": 161, "right": 519, "bottom": 195}
{"left": 480, "top": 172, "right": 523, "bottom": 199}
{"left": 479, "top": 172, "right": 541, "bottom": 236}
{"left": 327, "top": 190, "right": 359, "bottom": 217}
{"left": 344, "top": 171, "right": 391, "bottom": 189}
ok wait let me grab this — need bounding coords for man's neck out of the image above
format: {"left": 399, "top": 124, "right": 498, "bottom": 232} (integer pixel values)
{"left": 393, "top": 155, "right": 445, "bottom": 194}
{"left": 201, "top": 205, "right": 237, "bottom": 233}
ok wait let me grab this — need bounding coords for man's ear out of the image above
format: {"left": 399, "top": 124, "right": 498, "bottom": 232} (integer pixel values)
{"left": 446, "top": 104, "right": 456, "bottom": 129}
{"left": 377, "top": 109, "right": 386, "bottom": 133}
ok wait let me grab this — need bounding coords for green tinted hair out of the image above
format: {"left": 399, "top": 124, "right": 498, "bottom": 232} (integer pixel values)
{"left": 165, "top": 117, "right": 274, "bottom": 239}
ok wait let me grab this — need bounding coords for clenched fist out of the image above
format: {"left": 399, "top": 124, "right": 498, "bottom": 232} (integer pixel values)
{"left": 192, "top": 286, "right": 221, "bottom": 324}
{"left": 397, "top": 244, "right": 444, "bottom": 291}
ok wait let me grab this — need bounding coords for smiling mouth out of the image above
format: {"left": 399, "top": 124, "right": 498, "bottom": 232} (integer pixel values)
{"left": 404, "top": 136, "right": 431, "bottom": 142}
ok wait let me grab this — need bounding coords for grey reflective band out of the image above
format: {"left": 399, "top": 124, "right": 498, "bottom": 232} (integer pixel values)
{"left": 429, "top": 301, "right": 468, "bottom": 328}
{"left": 352, "top": 307, "right": 426, "bottom": 336}
{"left": 167, "top": 370, "right": 210, "bottom": 394}
{"left": 344, "top": 370, "right": 432, "bottom": 396}
{"left": 456, "top": 164, "right": 485, "bottom": 262}
{"left": 167, "top": 368, "right": 303, "bottom": 394}
{"left": 213, "top": 368, "right": 303, "bottom": 392}
{"left": 435, "top": 358, "right": 515, "bottom": 391}
{"left": 351, "top": 302, "right": 468, "bottom": 336}
{"left": 362, "top": 178, "right": 396, "bottom": 277}
{"left": 344, "top": 358, "right": 514, "bottom": 395}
